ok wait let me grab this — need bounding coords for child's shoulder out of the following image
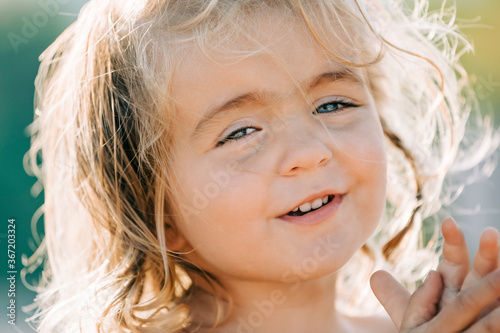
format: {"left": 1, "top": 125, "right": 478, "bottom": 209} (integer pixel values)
{"left": 341, "top": 312, "right": 397, "bottom": 333}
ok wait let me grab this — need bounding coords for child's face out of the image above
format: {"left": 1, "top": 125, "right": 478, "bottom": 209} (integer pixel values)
{"left": 168, "top": 16, "right": 387, "bottom": 285}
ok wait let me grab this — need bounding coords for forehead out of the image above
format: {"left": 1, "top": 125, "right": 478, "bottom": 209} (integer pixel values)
{"left": 169, "top": 11, "right": 365, "bottom": 126}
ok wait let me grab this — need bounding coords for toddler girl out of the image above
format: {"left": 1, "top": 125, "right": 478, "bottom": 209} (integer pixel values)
{"left": 26, "top": 0, "right": 500, "bottom": 332}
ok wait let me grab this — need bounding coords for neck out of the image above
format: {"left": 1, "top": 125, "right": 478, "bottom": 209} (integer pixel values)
{"left": 184, "top": 273, "right": 347, "bottom": 333}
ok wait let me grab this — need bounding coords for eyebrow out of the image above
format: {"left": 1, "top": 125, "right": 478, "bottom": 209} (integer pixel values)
{"left": 192, "top": 69, "right": 362, "bottom": 136}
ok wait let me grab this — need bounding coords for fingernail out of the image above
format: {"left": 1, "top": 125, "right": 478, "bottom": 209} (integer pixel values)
{"left": 423, "top": 270, "right": 434, "bottom": 285}
{"left": 446, "top": 217, "right": 457, "bottom": 226}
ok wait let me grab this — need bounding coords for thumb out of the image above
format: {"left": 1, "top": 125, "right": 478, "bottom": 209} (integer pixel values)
{"left": 400, "top": 270, "right": 443, "bottom": 330}
{"left": 370, "top": 270, "right": 411, "bottom": 329}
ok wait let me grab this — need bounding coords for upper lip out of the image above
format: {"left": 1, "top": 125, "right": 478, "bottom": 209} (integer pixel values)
{"left": 278, "top": 189, "right": 343, "bottom": 217}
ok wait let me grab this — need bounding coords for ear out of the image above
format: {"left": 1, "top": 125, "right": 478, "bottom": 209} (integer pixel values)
{"left": 164, "top": 221, "right": 188, "bottom": 252}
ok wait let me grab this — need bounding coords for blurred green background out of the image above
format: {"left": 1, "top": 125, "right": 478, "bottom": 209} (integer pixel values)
{"left": 0, "top": 0, "right": 499, "bottom": 332}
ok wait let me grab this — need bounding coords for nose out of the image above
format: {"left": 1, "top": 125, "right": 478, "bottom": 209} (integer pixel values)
{"left": 276, "top": 126, "right": 333, "bottom": 176}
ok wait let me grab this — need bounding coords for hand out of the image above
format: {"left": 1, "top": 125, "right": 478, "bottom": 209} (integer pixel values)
{"left": 371, "top": 217, "right": 500, "bottom": 332}
{"left": 372, "top": 269, "right": 500, "bottom": 332}
{"left": 437, "top": 217, "right": 499, "bottom": 314}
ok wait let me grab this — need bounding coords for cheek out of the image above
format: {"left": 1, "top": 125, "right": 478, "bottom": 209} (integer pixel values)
{"left": 333, "top": 115, "right": 387, "bottom": 224}
{"left": 173, "top": 175, "right": 281, "bottom": 280}
{"left": 323, "top": 106, "right": 386, "bottom": 163}
{"left": 331, "top": 116, "right": 387, "bottom": 190}
{"left": 174, "top": 162, "right": 266, "bottom": 246}
{"left": 354, "top": 128, "right": 387, "bottom": 215}
{"left": 341, "top": 118, "right": 386, "bottom": 161}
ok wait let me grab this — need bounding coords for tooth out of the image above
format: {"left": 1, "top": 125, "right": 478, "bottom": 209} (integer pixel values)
{"left": 292, "top": 207, "right": 298, "bottom": 212}
{"left": 322, "top": 196, "right": 328, "bottom": 204}
{"left": 311, "top": 198, "right": 323, "bottom": 209}
{"left": 299, "top": 202, "right": 312, "bottom": 212}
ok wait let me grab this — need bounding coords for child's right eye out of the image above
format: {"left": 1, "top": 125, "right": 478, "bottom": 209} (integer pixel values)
{"left": 217, "top": 126, "right": 260, "bottom": 147}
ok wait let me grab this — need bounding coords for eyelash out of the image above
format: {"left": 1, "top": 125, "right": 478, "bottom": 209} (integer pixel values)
{"left": 313, "top": 98, "right": 359, "bottom": 114}
{"left": 217, "top": 127, "right": 259, "bottom": 147}
{"left": 216, "top": 99, "right": 359, "bottom": 147}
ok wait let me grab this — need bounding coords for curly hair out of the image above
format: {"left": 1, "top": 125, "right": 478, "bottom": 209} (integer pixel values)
{"left": 25, "top": 0, "right": 497, "bottom": 331}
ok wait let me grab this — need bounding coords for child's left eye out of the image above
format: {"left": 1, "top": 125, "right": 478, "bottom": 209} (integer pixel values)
{"left": 314, "top": 99, "right": 359, "bottom": 114}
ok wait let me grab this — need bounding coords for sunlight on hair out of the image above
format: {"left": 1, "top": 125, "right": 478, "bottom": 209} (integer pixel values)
{"left": 24, "top": 0, "right": 498, "bottom": 331}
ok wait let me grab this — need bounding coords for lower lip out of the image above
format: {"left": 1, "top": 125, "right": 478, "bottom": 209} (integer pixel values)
{"left": 278, "top": 195, "right": 344, "bottom": 226}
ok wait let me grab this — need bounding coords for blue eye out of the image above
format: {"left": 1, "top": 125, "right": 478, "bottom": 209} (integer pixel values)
{"left": 315, "top": 99, "right": 358, "bottom": 114}
{"left": 217, "top": 126, "right": 259, "bottom": 147}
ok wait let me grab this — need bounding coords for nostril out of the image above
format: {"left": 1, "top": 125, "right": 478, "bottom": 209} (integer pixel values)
{"left": 277, "top": 138, "right": 332, "bottom": 175}
{"left": 319, "top": 157, "right": 329, "bottom": 166}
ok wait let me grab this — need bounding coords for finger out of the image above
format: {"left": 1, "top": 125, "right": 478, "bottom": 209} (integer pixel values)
{"left": 465, "top": 305, "right": 500, "bottom": 333}
{"left": 432, "top": 269, "right": 500, "bottom": 332}
{"left": 440, "top": 217, "right": 470, "bottom": 279}
{"left": 476, "top": 298, "right": 500, "bottom": 321}
{"left": 400, "top": 270, "right": 443, "bottom": 330}
{"left": 370, "top": 270, "right": 410, "bottom": 329}
{"left": 437, "top": 217, "right": 470, "bottom": 308}
{"left": 463, "top": 227, "right": 500, "bottom": 290}
{"left": 463, "top": 229, "right": 500, "bottom": 320}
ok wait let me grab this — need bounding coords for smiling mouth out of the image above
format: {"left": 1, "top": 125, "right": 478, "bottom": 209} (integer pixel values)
{"left": 286, "top": 195, "right": 335, "bottom": 216}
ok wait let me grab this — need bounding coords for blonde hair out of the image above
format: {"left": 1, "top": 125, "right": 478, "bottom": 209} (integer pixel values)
{"left": 25, "top": 0, "right": 497, "bottom": 331}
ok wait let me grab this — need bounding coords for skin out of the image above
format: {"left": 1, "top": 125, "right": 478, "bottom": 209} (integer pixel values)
{"left": 168, "top": 13, "right": 389, "bottom": 333}
{"left": 164, "top": 11, "right": 500, "bottom": 333}
{"left": 371, "top": 217, "right": 500, "bottom": 332}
